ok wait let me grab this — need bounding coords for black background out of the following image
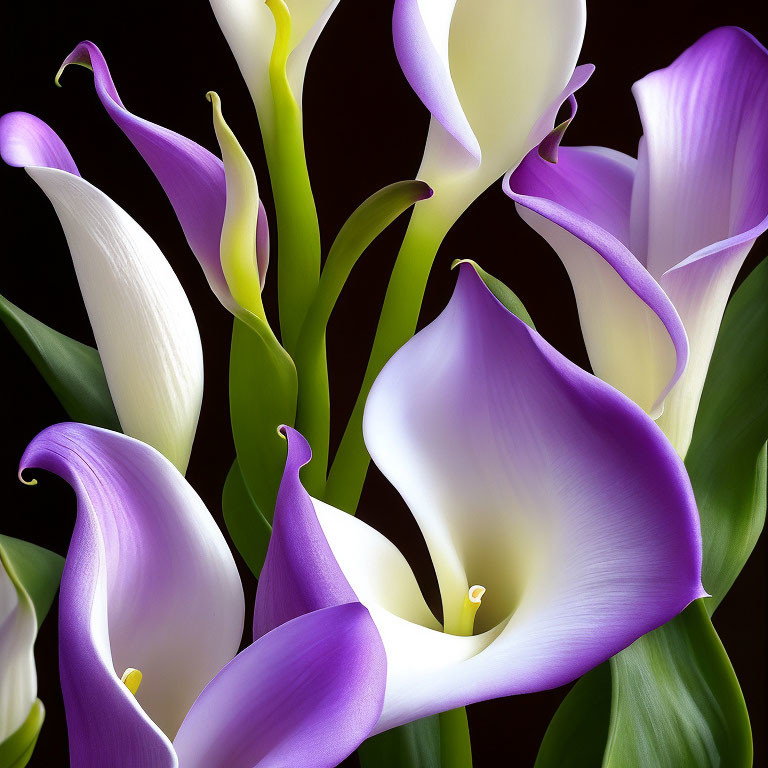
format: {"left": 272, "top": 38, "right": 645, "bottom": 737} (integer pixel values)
{"left": 1, "top": 1, "right": 766, "bottom": 765}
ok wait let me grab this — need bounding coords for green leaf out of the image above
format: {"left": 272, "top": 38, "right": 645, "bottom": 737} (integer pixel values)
{"left": 0, "top": 294, "right": 121, "bottom": 431}
{"left": 0, "top": 536, "right": 63, "bottom": 630}
{"left": 686, "top": 257, "right": 768, "bottom": 609}
{"left": 229, "top": 317, "right": 297, "bottom": 540}
{"left": 295, "top": 180, "right": 433, "bottom": 496}
{"left": 222, "top": 458, "right": 272, "bottom": 577}
{"left": 359, "top": 716, "right": 441, "bottom": 768}
{"left": 605, "top": 600, "right": 751, "bottom": 768}
{"left": 0, "top": 699, "right": 45, "bottom": 768}
{"left": 534, "top": 260, "right": 768, "bottom": 766}
{"left": 534, "top": 664, "right": 611, "bottom": 768}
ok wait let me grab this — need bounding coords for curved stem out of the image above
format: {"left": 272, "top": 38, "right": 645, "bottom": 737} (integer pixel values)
{"left": 324, "top": 198, "right": 455, "bottom": 512}
{"left": 264, "top": 0, "right": 321, "bottom": 355}
{"left": 439, "top": 708, "right": 474, "bottom": 768}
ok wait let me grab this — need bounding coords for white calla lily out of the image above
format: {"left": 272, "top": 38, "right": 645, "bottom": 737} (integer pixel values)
{"left": 0, "top": 112, "right": 204, "bottom": 473}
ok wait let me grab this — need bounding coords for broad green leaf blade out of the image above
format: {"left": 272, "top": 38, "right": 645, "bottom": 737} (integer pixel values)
{"left": 222, "top": 458, "right": 272, "bottom": 577}
{"left": 534, "top": 664, "right": 611, "bottom": 768}
{"left": 0, "top": 536, "right": 63, "bottom": 630}
{"left": 686, "top": 257, "right": 768, "bottom": 608}
{"left": 359, "top": 716, "right": 441, "bottom": 768}
{"left": 605, "top": 600, "right": 751, "bottom": 768}
{"left": 296, "top": 180, "right": 433, "bottom": 496}
{"left": 0, "top": 294, "right": 121, "bottom": 431}
{"left": 229, "top": 318, "right": 297, "bottom": 537}
{"left": 0, "top": 699, "right": 44, "bottom": 768}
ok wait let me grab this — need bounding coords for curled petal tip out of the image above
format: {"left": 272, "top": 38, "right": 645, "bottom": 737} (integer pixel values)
{"left": 17, "top": 469, "right": 37, "bottom": 487}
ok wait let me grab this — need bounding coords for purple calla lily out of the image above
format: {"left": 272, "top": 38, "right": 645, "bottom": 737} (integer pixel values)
{"left": 20, "top": 423, "right": 385, "bottom": 767}
{"left": 505, "top": 26, "right": 768, "bottom": 457}
{"left": 57, "top": 42, "right": 269, "bottom": 311}
{"left": 255, "top": 263, "right": 705, "bottom": 732}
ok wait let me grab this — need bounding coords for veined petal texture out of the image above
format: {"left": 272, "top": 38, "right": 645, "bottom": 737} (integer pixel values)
{"left": 19, "top": 423, "right": 244, "bottom": 768}
{"left": 0, "top": 111, "right": 204, "bottom": 472}
{"left": 175, "top": 605, "right": 386, "bottom": 768}
{"left": 258, "top": 264, "right": 704, "bottom": 732}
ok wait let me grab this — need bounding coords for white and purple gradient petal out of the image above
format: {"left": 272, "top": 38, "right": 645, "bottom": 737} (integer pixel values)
{"left": 57, "top": 42, "right": 269, "bottom": 307}
{"left": 175, "top": 604, "right": 386, "bottom": 768}
{"left": 19, "top": 424, "right": 244, "bottom": 768}
{"left": 507, "top": 26, "right": 768, "bottom": 456}
{"left": 396, "top": 0, "right": 587, "bottom": 207}
{"left": 257, "top": 265, "right": 704, "bottom": 732}
{"left": 505, "top": 146, "right": 688, "bottom": 417}
{"left": 0, "top": 112, "right": 204, "bottom": 472}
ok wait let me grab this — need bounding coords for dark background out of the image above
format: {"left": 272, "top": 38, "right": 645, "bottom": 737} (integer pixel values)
{"left": 1, "top": 1, "right": 766, "bottom": 765}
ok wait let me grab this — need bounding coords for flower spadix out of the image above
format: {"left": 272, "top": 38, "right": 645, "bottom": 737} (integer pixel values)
{"left": 0, "top": 112, "right": 203, "bottom": 473}
{"left": 393, "top": 0, "right": 589, "bottom": 218}
{"left": 506, "top": 27, "right": 768, "bottom": 457}
{"left": 20, "top": 423, "right": 385, "bottom": 767}
{"left": 255, "top": 263, "right": 705, "bottom": 731}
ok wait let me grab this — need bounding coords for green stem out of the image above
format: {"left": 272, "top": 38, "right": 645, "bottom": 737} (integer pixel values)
{"left": 439, "top": 707, "right": 474, "bottom": 767}
{"left": 325, "top": 199, "right": 454, "bottom": 512}
{"left": 263, "top": 0, "right": 321, "bottom": 356}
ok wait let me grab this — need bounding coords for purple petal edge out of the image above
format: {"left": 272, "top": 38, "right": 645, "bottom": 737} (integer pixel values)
{"left": 58, "top": 41, "right": 269, "bottom": 306}
{"left": 392, "top": 0, "right": 481, "bottom": 163}
{"left": 174, "top": 605, "right": 386, "bottom": 768}
{"left": 253, "top": 426, "right": 357, "bottom": 641}
{"left": 0, "top": 112, "right": 80, "bottom": 176}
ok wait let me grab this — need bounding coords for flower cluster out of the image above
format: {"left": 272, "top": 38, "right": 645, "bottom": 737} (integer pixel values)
{"left": 1, "top": 2, "right": 766, "bottom": 767}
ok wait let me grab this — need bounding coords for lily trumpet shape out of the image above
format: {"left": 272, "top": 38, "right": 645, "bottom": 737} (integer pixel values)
{"left": 256, "top": 263, "right": 705, "bottom": 732}
{"left": 56, "top": 42, "right": 269, "bottom": 316}
{"left": 209, "top": 0, "right": 338, "bottom": 119}
{"left": 394, "top": 0, "right": 588, "bottom": 220}
{"left": 505, "top": 27, "right": 768, "bottom": 457}
{"left": 20, "top": 423, "right": 386, "bottom": 768}
{"left": 0, "top": 112, "right": 204, "bottom": 473}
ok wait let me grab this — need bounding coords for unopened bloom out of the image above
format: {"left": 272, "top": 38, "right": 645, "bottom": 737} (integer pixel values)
{"left": 20, "top": 423, "right": 385, "bottom": 767}
{"left": 0, "top": 112, "right": 204, "bottom": 473}
{"left": 255, "top": 263, "right": 704, "bottom": 731}
{"left": 506, "top": 27, "right": 768, "bottom": 456}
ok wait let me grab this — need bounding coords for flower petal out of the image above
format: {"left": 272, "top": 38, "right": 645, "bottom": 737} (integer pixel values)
{"left": 393, "top": 0, "right": 481, "bottom": 164}
{"left": 209, "top": 0, "right": 339, "bottom": 112}
{"left": 358, "top": 263, "right": 704, "bottom": 729}
{"left": 409, "top": 0, "right": 587, "bottom": 192}
{"left": 20, "top": 423, "right": 244, "bottom": 766}
{"left": 57, "top": 42, "right": 269, "bottom": 308}
{"left": 253, "top": 427, "right": 357, "bottom": 640}
{"left": 174, "top": 604, "right": 386, "bottom": 768}
{"left": 633, "top": 26, "right": 768, "bottom": 279}
{"left": 631, "top": 26, "right": 768, "bottom": 453}
{"left": 0, "top": 545, "right": 37, "bottom": 743}
{"left": 0, "top": 112, "right": 204, "bottom": 472}
{"left": 505, "top": 145, "right": 688, "bottom": 417}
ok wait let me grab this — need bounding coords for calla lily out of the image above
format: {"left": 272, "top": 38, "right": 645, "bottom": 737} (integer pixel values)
{"left": 505, "top": 26, "right": 768, "bottom": 457}
{"left": 0, "top": 112, "right": 204, "bottom": 473}
{"left": 394, "top": 0, "right": 589, "bottom": 217}
{"left": 256, "top": 263, "right": 705, "bottom": 732}
{"left": 20, "top": 423, "right": 386, "bottom": 767}
{"left": 56, "top": 41, "right": 269, "bottom": 315}
{"left": 209, "top": 0, "right": 339, "bottom": 117}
